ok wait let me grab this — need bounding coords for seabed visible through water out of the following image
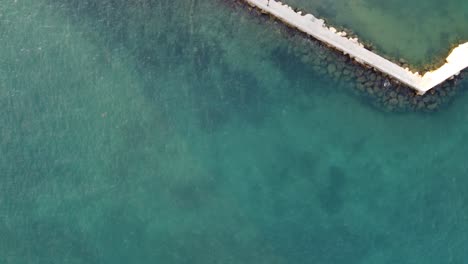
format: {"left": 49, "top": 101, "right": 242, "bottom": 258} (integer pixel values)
{"left": 2, "top": 0, "right": 468, "bottom": 263}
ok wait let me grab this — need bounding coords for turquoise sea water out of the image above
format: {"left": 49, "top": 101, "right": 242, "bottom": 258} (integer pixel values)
{"left": 1, "top": 0, "right": 468, "bottom": 263}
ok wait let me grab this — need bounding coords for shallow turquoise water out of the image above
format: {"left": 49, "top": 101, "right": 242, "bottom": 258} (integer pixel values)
{"left": 286, "top": 0, "right": 468, "bottom": 68}
{"left": 1, "top": 0, "right": 468, "bottom": 263}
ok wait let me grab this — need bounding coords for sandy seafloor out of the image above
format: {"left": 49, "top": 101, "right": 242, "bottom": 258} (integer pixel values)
{"left": 1, "top": 0, "right": 468, "bottom": 263}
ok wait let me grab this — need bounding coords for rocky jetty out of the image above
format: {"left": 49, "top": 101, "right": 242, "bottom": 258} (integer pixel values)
{"left": 229, "top": 0, "right": 466, "bottom": 112}
{"left": 287, "top": 30, "right": 464, "bottom": 112}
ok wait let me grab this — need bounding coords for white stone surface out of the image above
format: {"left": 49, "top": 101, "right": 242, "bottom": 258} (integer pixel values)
{"left": 244, "top": 0, "right": 468, "bottom": 94}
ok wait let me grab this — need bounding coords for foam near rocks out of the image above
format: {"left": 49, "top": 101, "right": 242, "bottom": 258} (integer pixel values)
{"left": 244, "top": 0, "right": 468, "bottom": 95}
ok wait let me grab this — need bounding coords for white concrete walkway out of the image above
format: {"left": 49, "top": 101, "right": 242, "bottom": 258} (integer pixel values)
{"left": 245, "top": 0, "right": 468, "bottom": 94}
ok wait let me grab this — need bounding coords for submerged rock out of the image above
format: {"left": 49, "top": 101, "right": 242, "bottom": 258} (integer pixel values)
{"left": 427, "top": 103, "right": 439, "bottom": 110}
{"left": 327, "top": 63, "right": 337, "bottom": 75}
{"left": 389, "top": 98, "right": 399, "bottom": 105}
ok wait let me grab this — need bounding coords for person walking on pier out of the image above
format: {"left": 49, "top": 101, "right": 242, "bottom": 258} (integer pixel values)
{"left": 267, "top": 0, "right": 270, "bottom": 7}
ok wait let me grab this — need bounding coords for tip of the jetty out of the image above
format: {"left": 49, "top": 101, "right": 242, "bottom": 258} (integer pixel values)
{"left": 243, "top": 0, "right": 468, "bottom": 95}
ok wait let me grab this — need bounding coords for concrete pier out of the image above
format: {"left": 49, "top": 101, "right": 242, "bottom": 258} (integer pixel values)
{"left": 244, "top": 0, "right": 468, "bottom": 95}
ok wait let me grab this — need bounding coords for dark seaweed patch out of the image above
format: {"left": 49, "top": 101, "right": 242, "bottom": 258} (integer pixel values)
{"left": 319, "top": 165, "right": 347, "bottom": 214}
